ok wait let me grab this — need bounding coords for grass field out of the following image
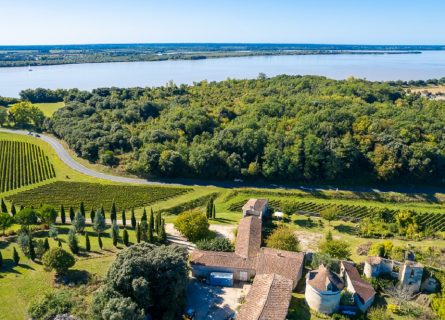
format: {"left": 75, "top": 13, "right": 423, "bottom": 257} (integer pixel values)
{"left": 0, "top": 224, "right": 134, "bottom": 320}
{"left": 33, "top": 102, "right": 65, "bottom": 117}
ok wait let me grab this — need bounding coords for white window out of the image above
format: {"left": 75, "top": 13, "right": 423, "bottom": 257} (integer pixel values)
{"left": 240, "top": 271, "right": 248, "bottom": 281}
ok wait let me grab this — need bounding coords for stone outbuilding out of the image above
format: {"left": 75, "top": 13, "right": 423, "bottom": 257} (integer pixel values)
{"left": 305, "top": 265, "right": 345, "bottom": 314}
{"left": 399, "top": 261, "right": 424, "bottom": 292}
{"left": 363, "top": 256, "right": 395, "bottom": 278}
{"left": 340, "top": 261, "right": 376, "bottom": 312}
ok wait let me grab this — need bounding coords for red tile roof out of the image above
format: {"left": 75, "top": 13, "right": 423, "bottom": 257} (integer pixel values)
{"left": 235, "top": 216, "right": 262, "bottom": 258}
{"left": 307, "top": 265, "right": 344, "bottom": 292}
{"left": 341, "top": 261, "right": 376, "bottom": 303}
{"left": 237, "top": 274, "right": 293, "bottom": 320}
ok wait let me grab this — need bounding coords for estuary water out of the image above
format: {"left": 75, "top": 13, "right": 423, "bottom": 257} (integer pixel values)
{"left": 1, "top": 51, "right": 445, "bottom": 97}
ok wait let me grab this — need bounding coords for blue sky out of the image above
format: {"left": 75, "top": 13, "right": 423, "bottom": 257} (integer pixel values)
{"left": 0, "top": 0, "right": 444, "bottom": 45}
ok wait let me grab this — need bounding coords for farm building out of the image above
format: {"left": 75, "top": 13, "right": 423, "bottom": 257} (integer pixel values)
{"left": 189, "top": 198, "right": 304, "bottom": 320}
{"left": 242, "top": 198, "right": 268, "bottom": 217}
{"left": 340, "top": 261, "right": 376, "bottom": 312}
{"left": 363, "top": 256, "right": 395, "bottom": 278}
{"left": 236, "top": 273, "right": 293, "bottom": 320}
{"left": 305, "top": 265, "right": 345, "bottom": 314}
{"left": 399, "top": 260, "right": 424, "bottom": 292}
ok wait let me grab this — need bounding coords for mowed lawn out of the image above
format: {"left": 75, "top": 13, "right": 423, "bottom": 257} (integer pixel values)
{"left": 0, "top": 225, "right": 137, "bottom": 320}
{"left": 33, "top": 102, "right": 65, "bottom": 117}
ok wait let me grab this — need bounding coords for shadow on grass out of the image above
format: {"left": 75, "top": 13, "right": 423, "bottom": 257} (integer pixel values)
{"left": 57, "top": 269, "right": 91, "bottom": 285}
{"left": 334, "top": 224, "right": 357, "bottom": 235}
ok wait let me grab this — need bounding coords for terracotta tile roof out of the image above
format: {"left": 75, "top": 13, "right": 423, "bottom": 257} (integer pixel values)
{"left": 242, "top": 199, "right": 268, "bottom": 213}
{"left": 307, "top": 265, "right": 344, "bottom": 292}
{"left": 237, "top": 273, "right": 293, "bottom": 320}
{"left": 365, "top": 256, "right": 383, "bottom": 265}
{"left": 341, "top": 261, "right": 376, "bottom": 303}
{"left": 189, "top": 250, "right": 254, "bottom": 270}
{"left": 235, "top": 216, "right": 262, "bottom": 258}
{"left": 256, "top": 248, "right": 304, "bottom": 285}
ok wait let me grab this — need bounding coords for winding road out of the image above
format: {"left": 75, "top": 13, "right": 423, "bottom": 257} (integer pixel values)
{"left": 0, "top": 128, "right": 162, "bottom": 185}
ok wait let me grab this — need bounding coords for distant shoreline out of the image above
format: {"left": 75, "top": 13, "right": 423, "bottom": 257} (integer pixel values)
{"left": 0, "top": 42, "right": 439, "bottom": 68}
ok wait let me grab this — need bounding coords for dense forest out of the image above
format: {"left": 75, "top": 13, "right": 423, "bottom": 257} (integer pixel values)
{"left": 36, "top": 75, "right": 445, "bottom": 184}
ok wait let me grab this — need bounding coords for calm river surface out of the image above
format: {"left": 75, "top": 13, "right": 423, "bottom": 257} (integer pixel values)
{"left": 1, "top": 51, "right": 445, "bottom": 97}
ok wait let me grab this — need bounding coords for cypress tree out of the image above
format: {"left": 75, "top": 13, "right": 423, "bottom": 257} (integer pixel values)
{"left": 43, "top": 238, "right": 50, "bottom": 252}
{"left": 110, "top": 201, "right": 117, "bottom": 222}
{"left": 111, "top": 220, "right": 119, "bottom": 247}
{"left": 159, "top": 219, "right": 167, "bottom": 243}
{"left": 85, "top": 233, "right": 91, "bottom": 252}
{"left": 123, "top": 229, "right": 129, "bottom": 246}
{"left": 68, "top": 228, "right": 79, "bottom": 254}
{"left": 149, "top": 208, "right": 154, "bottom": 233}
{"left": 13, "top": 247, "right": 20, "bottom": 265}
{"left": 80, "top": 201, "right": 86, "bottom": 217}
{"left": 122, "top": 209, "right": 126, "bottom": 227}
{"left": 1, "top": 199, "right": 7, "bottom": 213}
{"left": 90, "top": 208, "right": 95, "bottom": 223}
{"left": 11, "top": 202, "right": 16, "bottom": 216}
{"left": 131, "top": 208, "right": 136, "bottom": 229}
{"left": 29, "top": 239, "right": 36, "bottom": 261}
{"left": 0, "top": 251, "right": 3, "bottom": 268}
{"left": 69, "top": 207, "right": 75, "bottom": 222}
{"left": 141, "top": 208, "right": 147, "bottom": 222}
{"left": 155, "top": 211, "right": 161, "bottom": 235}
{"left": 206, "top": 201, "right": 211, "bottom": 219}
{"left": 212, "top": 204, "right": 216, "bottom": 219}
{"left": 140, "top": 220, "right": 148, "bottom": 242}
{"left": 98, "top": 235, "right": 103, "bottom": 250}
{"left": 136, "top": 223, "right": 141, "bottom": 243}
{"left": 58, "top": 238, "right": 62, "bottom": 247}
{"left": 60, "top": 205, "right": 66, "bottom": 224}
{"left": 148, "top": 221, "right": 153, "bottom": 243}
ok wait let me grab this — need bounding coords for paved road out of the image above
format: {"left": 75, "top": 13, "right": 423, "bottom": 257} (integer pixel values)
{"left": 0, "top": 128, "right": 167, "bottom": 185}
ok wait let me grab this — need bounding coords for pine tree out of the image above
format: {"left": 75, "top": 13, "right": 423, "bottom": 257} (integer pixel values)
{"left": 11, "top": 202, "right": 16, "bottom": 216}
{"left": 29, "top": 239, "right": 36, "bottom": 261}
{"left": 131, "top": 208, "right": 136, "bottom": 229}
{"left": 111, "top": 220, "right": 119, "bottom": 247}
{"left": 93, "top": 209, "right": 107, "bottom": 237}
{"left": 13, "top": 247, "right": 20, "bottom": 265}
{"left": 0, "top": 251, "right": 3, "bottom": 268}
{"left": 98, "top": 235, "right": 103, "bottom": 250}
{"left": 159, "top": 219, "right": 167, "bottom": 243}
{"left": 110, "top": 201, "right": 117, "bottom": 222}
{"left": 68, "top": 228, "right": 79, "bottom": 254}
{"left": 85, "top": 233, "right": 91, "bottom": 252}
{"left": 80, "top": 201, "right": 86, "bottom": 217}
{"left": 43, "top": 238, "right": 50, "bottom": 251}
{"left": 58, "top": 239, "right": 62, "bottom": 247}
{"left": 69, "top": 207, "right": 75, "bottom": 222}
{"left": 90, "top": 208, "right": 95, "bottom": 223}
{"left": 60, "top": 205, "right": 66, "bottom": 224}
{"left": 136, "top": 223, "right": 141, "bottom": 243}
{"left": 72, "top": 211, "right": 86, "bottom": 233}
{"left": 1, "top": 199, "right": 7, "bottom": 213}
{"left": 123, "top": 229, "right": 129, "bottom": 247}
{"left": 100, "top": 205, "right": 105, "bottom": 217}
{"left": 122, "top": 209, "right": 126, "bottom": 227}
{"left": 212, "top": 204, "right": 216, "bottom": 219}
{"left": 326, "top": 230, "right": 333, "bottom": 242}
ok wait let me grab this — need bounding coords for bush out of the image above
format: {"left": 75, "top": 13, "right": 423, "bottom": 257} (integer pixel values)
{"left": 367, "top": 306, "right": 393, "bottom": 320}
{"left": 319, "top": 239, "right": 351, "bottom": 260}
{"left": 196, "top": 237, "right": 234, "bottom": 252}
{"left": 28, "top": 291, "right": 73, "bottom": 320}
{"left": 174, "top": 210, "right": 209, "bottom": 242}
{"left": 265, "top": 225, "right": 300, "bottom": 252}
{"left": 42, "top": 248, "right": 75, "bottom": 275}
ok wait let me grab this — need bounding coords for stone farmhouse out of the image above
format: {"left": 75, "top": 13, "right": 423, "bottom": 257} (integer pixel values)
{"left": 189, "top": 199, "right": 305, "bottom": 320}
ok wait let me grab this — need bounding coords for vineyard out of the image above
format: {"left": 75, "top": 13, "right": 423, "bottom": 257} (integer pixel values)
{"left": 0, "top": 140, "right": 56, "bottom": 193}
{"left": 228, "top": 199, "right": 445, "bottom": 231}
{"left": 7, "top": 181, "right": 191, "bottom": 211}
